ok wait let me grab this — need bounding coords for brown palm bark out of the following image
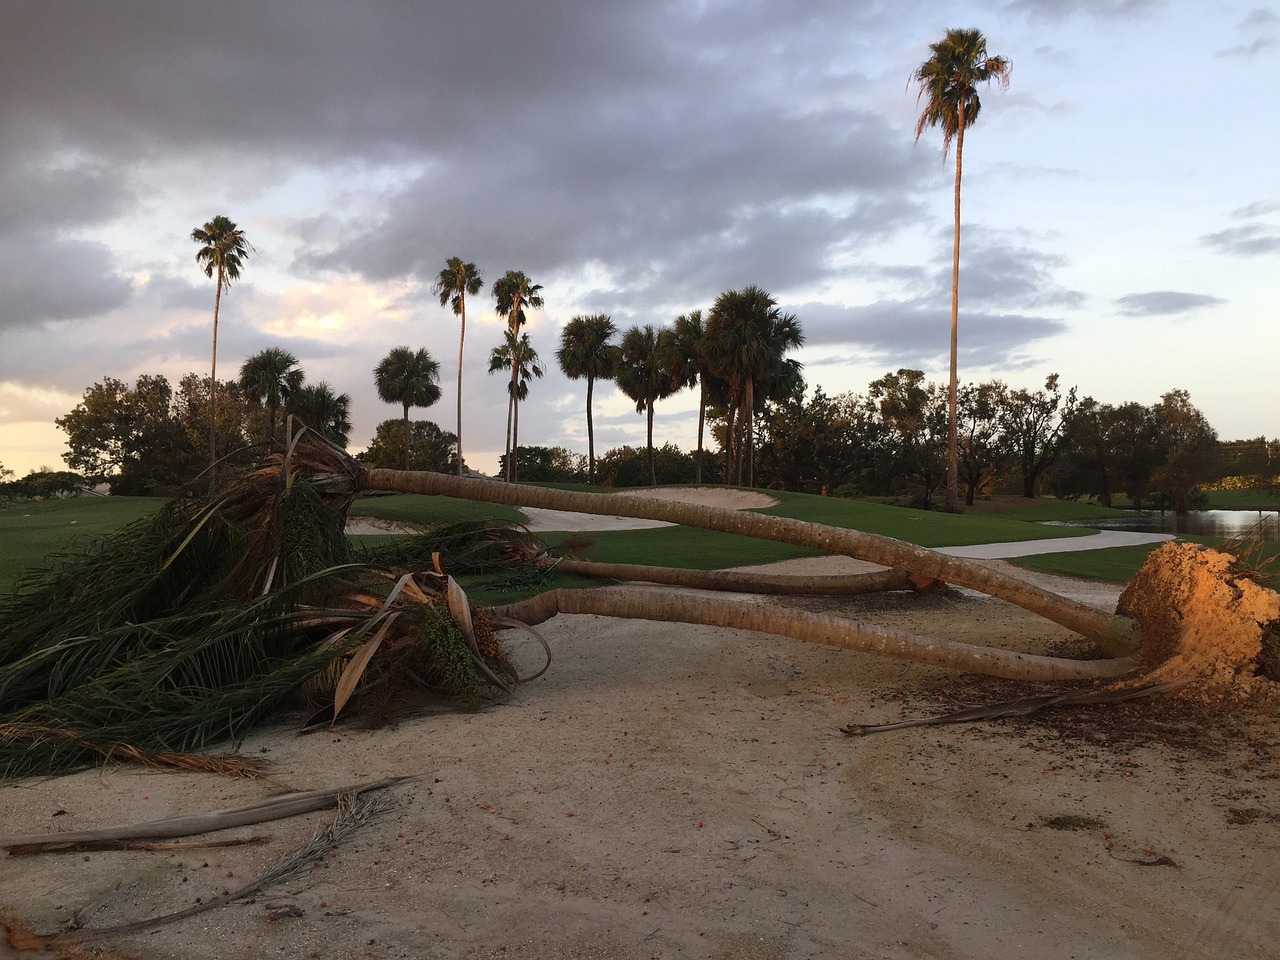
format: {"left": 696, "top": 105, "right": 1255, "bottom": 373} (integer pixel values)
{"left": 487, "top": 587, "right": 1134, "bottom": 682}
{"left": 358, "top": 468, "right": 1140, "bottom": 656}
{"left": 553, "top": 557, "right": 914, "bottom": 596}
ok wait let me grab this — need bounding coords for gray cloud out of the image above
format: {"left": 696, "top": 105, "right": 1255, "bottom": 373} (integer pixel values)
{"left": 1202, "top": 223, "right": 1280, "bottom": 257}
{"left": 0, "top": 235, "right": 133, "bottom": 328}
{"left": 1114, "top": 291, "right": 1226, "bottom": 317}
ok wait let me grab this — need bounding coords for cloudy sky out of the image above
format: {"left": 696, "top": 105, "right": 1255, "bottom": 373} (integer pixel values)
{"left": 2, "top": 0, "right": 1277, "bottom": 478}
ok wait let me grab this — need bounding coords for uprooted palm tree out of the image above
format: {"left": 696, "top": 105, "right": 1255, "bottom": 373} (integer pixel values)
{"left": 4, "top": 432, "right": 1275, "bottom": 781}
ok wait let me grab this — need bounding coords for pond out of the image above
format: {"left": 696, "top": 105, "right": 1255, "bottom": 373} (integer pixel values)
{"left": 1048, "top": 509, "right": 1280, "bottom": 539}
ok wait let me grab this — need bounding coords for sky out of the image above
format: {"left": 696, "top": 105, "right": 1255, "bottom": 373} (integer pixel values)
{"left": 2, "top": 0, "right": 1277, "bottom": 479}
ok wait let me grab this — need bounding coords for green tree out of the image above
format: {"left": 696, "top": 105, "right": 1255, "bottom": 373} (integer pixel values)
{"left": 56, "top": 374, "right": 213, "bottom": 494}
{"left": 432, "top": 257, "right": 484, "bottom": 476}
{"left": 238, "top": 347, "right": 303, "bottom": 442}
{"left": 556, "top": 313, "right": 618, "bottom": 484}
{"left": 998, "top": 374, "right": 1077, "bottom": 499}
{"left": 359, "top": 419, "right": 459, "bottom": 473}
{"left": 1150, "top": 389, "right": 1220, "bottom": 513}
{"left": 499, "top": 446, "right": 587, "bottom": 483}
{"left": 704, "top": 286, "right": 804, "bottom": 487}
{"left": 912, "top": 28, "right": 1011, "bottom": 512}
{"left": 289, "top": 382, "right": 352, "bottom": 447}
{"left": 614, "top": 324, "right": 674, "bottom": 487}
{"left": 957, "top": 380, "right": 1008, "bottom": 505}
{"left": 657, "top": 310, "right": 710, "bottom": 484}
{"left": 191, "top": 215, "right": 253, "bottom": 468}
{"left": 487, "top": 330, "right": 545, "bottom": 482}
{"left": 492, "top": 270, "right": 544, "bottom": 478}
{"left": 374, "top": 346, "right": 442, "bottom": 471}
{"left": 868, "top": 369, "right": 947, "bottom": 507}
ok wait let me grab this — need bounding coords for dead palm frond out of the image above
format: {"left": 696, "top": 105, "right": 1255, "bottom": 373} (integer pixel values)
{"left": 0, "top": 426, "right": 518, "bottom": 781}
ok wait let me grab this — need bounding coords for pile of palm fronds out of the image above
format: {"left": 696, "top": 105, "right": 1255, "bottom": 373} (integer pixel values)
{"left": 0, "top": 427, "right": 534, "bottom": 781}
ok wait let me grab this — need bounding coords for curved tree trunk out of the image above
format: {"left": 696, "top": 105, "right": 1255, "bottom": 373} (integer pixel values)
{"left": 487, "top": 587, "right": 1135, "bottom": 682}
{"left": 554, "top": 557, "right": 915, "bottom": 596}
{"left": 358, "top": 468, "right": 1140, "bottom": 656}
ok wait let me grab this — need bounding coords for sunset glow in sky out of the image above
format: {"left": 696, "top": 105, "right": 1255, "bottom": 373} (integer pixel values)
{"left": 2, "top": 1, "right": 1277, "bottom": 477}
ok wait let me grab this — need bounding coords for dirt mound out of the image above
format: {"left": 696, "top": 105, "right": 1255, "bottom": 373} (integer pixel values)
{"left": 1118, "top": 541, "right": 1280, "bottom": 700}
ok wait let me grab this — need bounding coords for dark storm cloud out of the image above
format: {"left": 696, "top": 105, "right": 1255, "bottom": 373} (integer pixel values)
{"left": 0, "top": 235, "right": 132, "bottom": 328}
{"left": 1114, "top": 291, "right": 1226, "bottom": 317}
{"left": 0, "top": 0, "right": 1110, "bottom": 459}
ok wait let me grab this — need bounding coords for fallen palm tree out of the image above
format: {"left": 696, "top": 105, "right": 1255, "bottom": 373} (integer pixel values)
{"left": 3, "top": 427, "right": 1276, "bottom": 782}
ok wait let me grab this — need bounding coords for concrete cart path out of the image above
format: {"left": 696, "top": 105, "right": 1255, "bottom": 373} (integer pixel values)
{"left": 936, "top": 530, "right": 1173, "bottom": 559}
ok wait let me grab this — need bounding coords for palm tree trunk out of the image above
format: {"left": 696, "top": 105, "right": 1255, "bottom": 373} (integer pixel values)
{"left": 486, "top": 587, "right": 1133, "bottom": 682}
{"left": 503, "top": 392, "right": 514, "bottom": 481}
{"left": 695, "top": 378, "right": 706, "bottom": 485}
{"left": 513, "top": 389, "right": 521, "bottom": 483}
{"left": 208, "top": 271, "right": 223, "bottom": 469}
{"left": 723, "top": 402, "right": 736, "bottom": 482}
{"left": 945, "top": 101, "right": 965, "bottom": 513}
{"left": 358, "top": 468, "right": 1141, "bottom": 657}
{"left": 554, "top": 557, "right": 913, "bottom": 596}
{"left": 646, "top": 399, "right": 656, "bottom": 486}
{"left": 508, "top": 355, "right": 519, "bottom": 482}
{"left": 456, "top": 305, "right": 465, "bottom": 477}
{"left": 586, "top": 375, "right": 596, "bottom": 484}
{"left": 744, "top": 376, "right": 755, "bottom": 488}
{"left": 401, "top": 402, "right": 411, "bottom": 471}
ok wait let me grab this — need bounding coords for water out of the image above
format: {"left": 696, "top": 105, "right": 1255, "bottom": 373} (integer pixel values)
{"left": 1048, "top": 509, "right": 1280, "bottom": 539}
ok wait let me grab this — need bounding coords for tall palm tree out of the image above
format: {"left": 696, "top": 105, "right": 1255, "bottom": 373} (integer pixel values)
{"left": 238, "top": 348, "right": 303, "bottom": 443}
{"left": 288, "top": 381, "right": 352, "bottom": 447}
{"left": 432, "top": 257, "right": 484, "bottom": 477}
{"left": 657, "top": 310, "right": 708, "bottom": 484}
{"left": 556, "top": 314, "right": 618, "bottom": 484}
{"left": 374, "top": 346, "right": 442, "bottom": 470}
{"left": 705, "top": 286, "right": 804, "bottom": 487}
{"left": 191, "top": 215, "right": 253, "bottom": 469}
{"left": 491, "top": 271, "right": 544, "bottom": 479}
{"left": 615, "top": 324, "right": 673, "bottom": 487}
{"left": 912, "top": 27, "right": 1011, "bottom": 512}
{"left": 487, "top": 329, "right": 545, "bottom": 481}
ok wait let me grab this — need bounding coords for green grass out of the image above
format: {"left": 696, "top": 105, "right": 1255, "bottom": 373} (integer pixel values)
{"left": 6, "top": 486, "right": 1274, "bottom": 599}
{"left": 1013, "top": 534, "right": 1280, "bottom": 584}
{"left": 0, "top": 496, "right": 167, "bottom": 593}
{"left": 350, "top": 493, "right": 525, "bottom": 526}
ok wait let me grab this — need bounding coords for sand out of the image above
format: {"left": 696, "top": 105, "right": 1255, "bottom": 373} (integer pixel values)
{"left": 4, "top": 493, "right": 1279, "bottom": 959}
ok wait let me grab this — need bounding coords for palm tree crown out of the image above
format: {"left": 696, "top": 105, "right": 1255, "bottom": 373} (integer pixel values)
{"left": 374, "top": 346, "right": 442, "bottom": 470}
{"left": 491, "top": 271, "right": 544, "bottom": 480}
{"left": 487, "top": 330, "right": 545, "bottom": 481}
{"left": 288, "top": 382, "right": 352, "bottom": 447}
{"left": 705, "top": 286, "right": 804, "bottom": 487}
{"left": 557, "top": 314, "right": 618, "bottom": 484}
{"left": 912, "top": 28, "right": 1010, "bottom": 158}
{"left": 615, "top": 324, "right": 674, "bottom": 487}
{"left": 239, "top": 347, "right": 303, "bottom": 443}
{"left": 191, "top": 215, "right": 253, "bottom": 469}
{"left": 912, "top": 27, "right": 1010, "bottom": 512}
{"left": 657, "top": 310, "right": 708, "bottom": 483}
{"left": 432, "top": 257, "right": 484, "bottom": 477}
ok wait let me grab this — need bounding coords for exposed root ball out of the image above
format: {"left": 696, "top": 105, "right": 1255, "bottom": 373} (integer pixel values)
{"left": 1118, "top": 542, "right": 1280, "bottom": 699}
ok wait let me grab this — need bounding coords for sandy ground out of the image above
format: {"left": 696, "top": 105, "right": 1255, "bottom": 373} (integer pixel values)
{"left": 3, "top": 495, "right": 1279, "bottom": 959}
